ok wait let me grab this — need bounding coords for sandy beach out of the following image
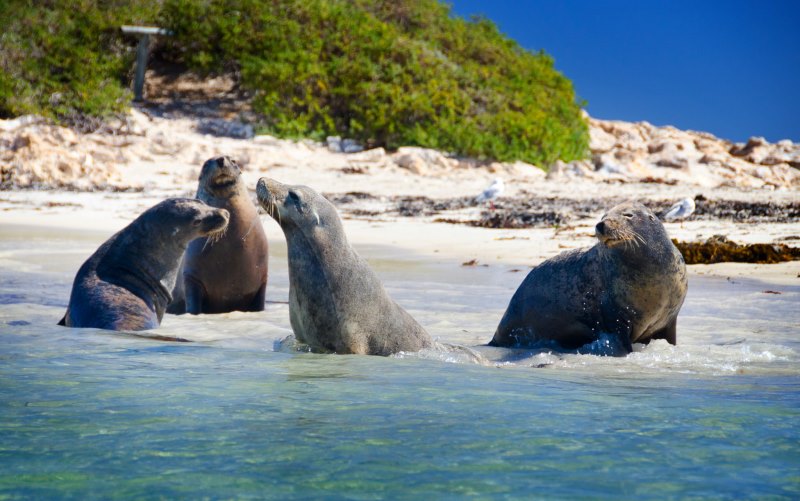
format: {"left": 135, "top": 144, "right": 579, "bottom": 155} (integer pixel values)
{"left": 2, "top": 109, "right": 798, "bottom": 287}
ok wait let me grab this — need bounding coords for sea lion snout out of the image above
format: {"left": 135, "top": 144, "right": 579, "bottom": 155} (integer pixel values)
{"left": 255, "top": 177, "right": 270, "bottom": 202}
{"left": 256, "top": 177, "right": 289, "bottom": 219}
{"left": 595, "top": 220, "right": 606, "bottom": 236}
{"left": 595, "top": 218, "right": 619, "bottom": 245}
{"left": 197, "top": 208, "right": 230, "bottom": 235}
{"left": 203, "top": 155, "right": 239, "bottom": 172}
{"left": 202, "top": 156, "right": 241, "bottom": 193}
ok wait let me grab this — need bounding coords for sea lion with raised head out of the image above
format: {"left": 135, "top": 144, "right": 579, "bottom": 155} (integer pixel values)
{"left": 490, "top": 201, "right": 687, "bottom": 356}
{"left": 59, "top": 198, "right": 229, "bottom": 331}
{"left": 256, "top": 177, "right": 432, "bottom": 356}
{"left": 168, "top": 156, "right": 268, "bottom": 314}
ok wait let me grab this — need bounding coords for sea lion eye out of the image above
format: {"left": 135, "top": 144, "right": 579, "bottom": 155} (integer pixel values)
{"left": 288, "top": 191, "right": 300, "bottom": 203}
{"left": 622, "top": 212, "right": 634, "bottom": 218}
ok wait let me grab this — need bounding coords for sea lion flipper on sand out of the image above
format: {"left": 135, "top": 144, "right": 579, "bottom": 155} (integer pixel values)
{"left": 168, "top": 156, "right": 269, "bottom": 315}
{"left": 256, "top": 177, "right": 432, "bottom": 356}
{"left": 59, "top": 198, "right": 229, "bottom": 331}
{"left": 491, "top": 201, "right": 687, "bottom": 356}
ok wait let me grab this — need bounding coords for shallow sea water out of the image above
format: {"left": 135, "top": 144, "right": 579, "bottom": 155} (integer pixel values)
{"left": 1, "top": 224, "right": 798, "bottom": 498}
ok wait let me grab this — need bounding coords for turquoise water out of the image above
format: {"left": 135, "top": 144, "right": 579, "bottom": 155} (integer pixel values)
{"left": 1, "top": 225, "right": 799, "bottom": 498}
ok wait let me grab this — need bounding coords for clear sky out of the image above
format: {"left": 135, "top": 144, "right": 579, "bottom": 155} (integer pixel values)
{"left": 448, "top": 0, "right": 800, "bottom": 143}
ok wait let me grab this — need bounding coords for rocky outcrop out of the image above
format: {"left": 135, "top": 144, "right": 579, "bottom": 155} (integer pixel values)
{"left": 547, "top": 116, "right": 800, "bottom": 189}
{"left": 1, "top": 110, "right": 797, "bottom": 191}
{"left": 0, "top": 116, "right": 128, "bottom": 190}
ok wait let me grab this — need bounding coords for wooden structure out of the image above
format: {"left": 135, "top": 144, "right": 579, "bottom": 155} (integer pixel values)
{"left": 121, "top": 25, "right": 172, "bottom": 102}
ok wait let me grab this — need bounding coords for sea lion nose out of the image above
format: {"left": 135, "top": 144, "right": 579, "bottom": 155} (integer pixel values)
{"left": 256, "top": 178, "right": 268, "bottom": 201}
{"left": 595, "top": 221, "right": 605, "bottom": 234}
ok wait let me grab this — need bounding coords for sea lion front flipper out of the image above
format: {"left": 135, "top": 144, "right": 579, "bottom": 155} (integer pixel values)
{"left": 184, "top": 275, "right": 207, "bottom": 316}
{"left": 247, "top": 281, "right": 267, "bottom": 312}
{"left": 651, "top": 317, "right": 677, "bottom": 345}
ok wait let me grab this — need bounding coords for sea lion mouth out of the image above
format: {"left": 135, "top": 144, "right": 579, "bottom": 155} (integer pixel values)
{"left": 598, "top": 235, "right": 625, "bottom": 247}
{"left": 209, "top": 175, "right": 238, "bottom": 190}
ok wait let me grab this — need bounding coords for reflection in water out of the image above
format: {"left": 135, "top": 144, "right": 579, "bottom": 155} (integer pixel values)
{"left": 1, "top": 225, "right": 798, "bottom": 497}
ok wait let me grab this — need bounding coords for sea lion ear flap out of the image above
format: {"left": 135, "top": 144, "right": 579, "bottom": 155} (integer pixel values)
{"left": 312, "top": 209, "right": 321, "bottom": 226}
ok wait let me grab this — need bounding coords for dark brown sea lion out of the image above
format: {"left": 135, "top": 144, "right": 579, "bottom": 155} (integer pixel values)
{"left": 59, "top": 199, "right": 229, "bottom": 331}
{"left": 167, "top": 156, "right": 269, "bottom": 315}
{"left": 255, "top": 177, "right": 432, "bottom": 356}
{"left": 490, "top": 201, "right": 687, "bottom": 356}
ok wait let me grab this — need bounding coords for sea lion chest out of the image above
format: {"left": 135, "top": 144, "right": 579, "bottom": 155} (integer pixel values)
{"left": 286, "top": 234, "right": 343, "bottom": 350}
{"left": 601, "top": 249, "right": 686, "bottom": 343}
{"left": 184, "top": 200, "right": 267, "bottom": 304}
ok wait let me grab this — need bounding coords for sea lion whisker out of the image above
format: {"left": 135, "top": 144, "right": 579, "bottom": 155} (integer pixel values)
{"left": 201, "top": 236, "right": 212, "bottom": 253}
{"left": 272, "top": 198, "right": 282, "bottom": 226}
{"left": 624, "top": 237, "right": 635, "bottom": 251}
{"left": 620, "top": 229, "right": 640, "bottom": 249}
{"left": 242, "top": 215, "right": 259, "bottom": 241}
{"left": 630, "top": 229, "right": 646, "bottom": 246}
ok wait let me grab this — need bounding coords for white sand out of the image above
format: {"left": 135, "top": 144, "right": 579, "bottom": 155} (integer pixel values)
{"left": 1, "top": 112, "right": 798, "bottom": 286}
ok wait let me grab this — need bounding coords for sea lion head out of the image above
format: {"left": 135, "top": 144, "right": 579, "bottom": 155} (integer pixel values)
{"left": 141, "top": 198, "right": 230, "bottom": 245}
{"left": 595, "top": 201, "right": 668, "bottom": 252}
{"left": 198, "top": 156, "right": 243, "bottom": 199}
{"left": 256, "top": 177, "right": 337, "bottom": 233}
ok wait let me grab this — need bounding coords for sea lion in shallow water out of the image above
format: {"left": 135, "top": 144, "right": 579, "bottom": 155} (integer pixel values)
{"left": 490, "top": 201, "right": 687, "bottom": 356}
{"left": 256, "top": 177, "right": 432, "bottom": 356}
{"left": 168, "top": 156, "right": 268, "bottom": 314}
{"left": 59, "top": 199, "right": 229, "bottom": 331}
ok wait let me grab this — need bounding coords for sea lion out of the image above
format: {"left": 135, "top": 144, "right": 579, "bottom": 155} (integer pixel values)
{"left": 167, "top": 156, "right": 268, "bottom": 314}
{"left": 490, "top": 201, "right": 687, "bottom": 356}
{"left": 59, "top": 199, "right": 229, "bottom": 331}
{"left": 255, "top": 177, "right": 432, "bottom": 356}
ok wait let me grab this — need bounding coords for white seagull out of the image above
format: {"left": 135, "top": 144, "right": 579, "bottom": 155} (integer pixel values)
{"left": 663, "top": 197, "right": 696, "bottom": 222}
{"left": 475, "top": 178, "right": 505, "bottom": 209}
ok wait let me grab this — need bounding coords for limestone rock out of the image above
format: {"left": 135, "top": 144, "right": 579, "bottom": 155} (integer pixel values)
{"left": 326, "top": 136, "right": 364, "bottom": 153}
{"left": 197, "top": 118, "right": 254, "bottom": 139}
{"left": 392, "top": 146, "right": 457, "bottom": 175}
{"left": 586, "top": 115, "right": 799, "bottom": 189}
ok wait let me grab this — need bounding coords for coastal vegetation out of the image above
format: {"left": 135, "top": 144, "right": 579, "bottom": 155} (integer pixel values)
{"left": 0, "top": 0, "right": 589, "bottom": 166}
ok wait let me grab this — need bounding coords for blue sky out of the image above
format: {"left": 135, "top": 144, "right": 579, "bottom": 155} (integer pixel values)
{"left": 448, "top": 0, "right": 800, "bottom": 143}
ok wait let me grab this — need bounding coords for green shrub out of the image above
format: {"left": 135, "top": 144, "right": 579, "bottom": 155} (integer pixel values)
{"left": 0, "top": 1, "right": 160, "bottom": 125}
{"left": 1, "top": 0, "right": 589, "bottom": 165}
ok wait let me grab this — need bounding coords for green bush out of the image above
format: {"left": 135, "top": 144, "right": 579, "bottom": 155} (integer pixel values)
{"left": 1, "top": 0, "right": 589, "bottom": 166}
{"left": 0, "top": 1, "right": 159, "bottom": 125}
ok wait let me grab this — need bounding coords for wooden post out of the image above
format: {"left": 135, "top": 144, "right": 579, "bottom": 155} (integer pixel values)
{"left": 121, "top": 26, "right": 172, "bottom": 102}
{"left": 133, "top": 34, "right": 150, "bottom": 102}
